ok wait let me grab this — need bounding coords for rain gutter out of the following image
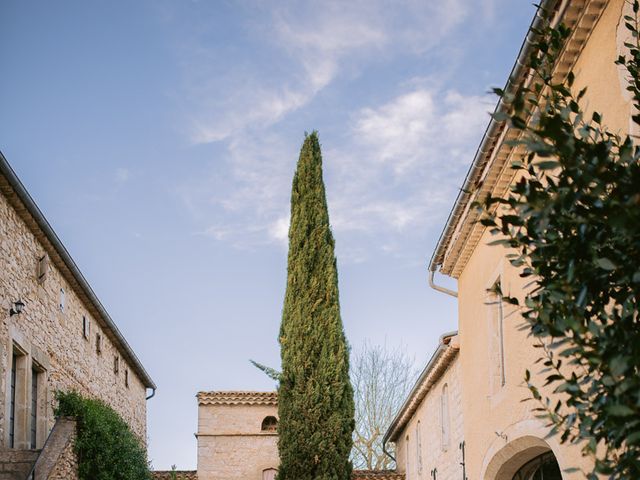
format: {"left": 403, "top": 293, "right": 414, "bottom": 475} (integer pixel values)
{"left": 382, "top": 332, "right": 458, "bottom": 458}
{"left": 428, "top": 0, "right": 562, "bottom": 280}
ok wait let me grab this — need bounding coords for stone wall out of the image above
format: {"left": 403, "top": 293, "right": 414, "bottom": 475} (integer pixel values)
{"left": 35, "top": 417, "right": 79, "bottom": 480}
{"left": 0, "top": 448, "right": 39, "bottom": 479}
{"left": 45, "top": 438, "right": 78, "bottom": 480}
{"left": 197, "top": 403, "right": 279, "bottom": 480}
{"left": 0, "top": 189, "right": 148, "bottom": 446}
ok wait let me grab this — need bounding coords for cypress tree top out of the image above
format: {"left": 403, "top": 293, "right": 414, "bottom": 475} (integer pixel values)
{"left": 277, "top": 132, "right": 354, "bottom": 480}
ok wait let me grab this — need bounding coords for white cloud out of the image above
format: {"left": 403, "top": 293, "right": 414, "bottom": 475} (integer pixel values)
{"left": 180, "top": 86, "right": 492, "bottom": 260}
{"left": 176, "top": 0, "right": 492, "bottom": 145}
{"left": 322, "top": 87, "right": 492, "bottom": 255}
{"left": 268, "top": 216, "right": 290, "bottom": 244}
{"left": 115, "top": 168, "right": 131, "bottom": 184}
{"left": 353, "top": 90, "right": 436, "bottom": 172}
{"left": 173, "top": 0, "right": 500, "bottom": 260}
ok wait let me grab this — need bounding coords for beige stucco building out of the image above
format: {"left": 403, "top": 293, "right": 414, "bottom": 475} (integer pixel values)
{"left": 392, "top": 0, "right": 634, "bottom": 479}
{"left": 386, "top": 333, "right": 463, "bottom": 480}
{"left": 0, "top": 151, "right": 155, "bottom": 453}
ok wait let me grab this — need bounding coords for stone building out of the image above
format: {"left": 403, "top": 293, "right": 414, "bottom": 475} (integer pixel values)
{"left": 0, "top": 151, "right": 155, "bottom": 456}
{"left": 196, "top": 391, "right": 279, "bottom": 480}
{"left": 385, "top": 333, "right": 463, "bottom": 480}
{"left": 154, "top": 390, "right": 405, "bottom": 480}
{"left": 415, "top": 0, "right": 632, "bottom": 479}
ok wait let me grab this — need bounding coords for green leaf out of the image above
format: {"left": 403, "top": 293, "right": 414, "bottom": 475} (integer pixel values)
{"left": 607, "top": 405, "right": 636, "bottom": 417}
{"left": 536, "top": 160, "right": 561, "bottom": 170}
{"left": 596, "top": 258, "right": 616, "bottom": 270}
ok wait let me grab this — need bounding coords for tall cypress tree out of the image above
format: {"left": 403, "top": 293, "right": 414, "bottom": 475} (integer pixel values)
{"left": 277, "top": 132, "right": 354, "bottom": 480}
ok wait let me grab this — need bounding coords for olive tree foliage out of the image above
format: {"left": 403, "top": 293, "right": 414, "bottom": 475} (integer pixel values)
{"left": 351, "top": 341, "right": 417, "bottom": 470}
{"left": 478, "top": 8, "right": 640, "bottom": 479}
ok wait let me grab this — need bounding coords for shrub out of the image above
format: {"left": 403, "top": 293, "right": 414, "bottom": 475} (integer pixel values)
{"left": 55, "top": 390, "right": 151, "bottom": 480}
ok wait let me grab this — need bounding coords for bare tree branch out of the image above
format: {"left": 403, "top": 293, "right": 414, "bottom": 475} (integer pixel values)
{"left": 351, "top": 340, "right": 417, "bottom": 470}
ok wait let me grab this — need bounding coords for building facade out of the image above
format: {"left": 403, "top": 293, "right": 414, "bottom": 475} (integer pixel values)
{"left": 386, "top": 333, "right": 463, "bottom": 480}
{"left": 422, "top": 0, "right": 633, "bottom": 479}
{"left": 0, "top": 152, "right": 155, "bottom": 449}
{"left": 196, "top": 391, "right": 279, "bottom": 480}
{"left": 174, "top": 390, "right": 405, "bottom": 480}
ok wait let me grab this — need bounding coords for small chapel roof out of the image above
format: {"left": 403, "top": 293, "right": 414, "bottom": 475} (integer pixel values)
{"left": 152, "top": 471, "right": 197, "bottom": 480}
{"left": 197, "top": 391, "right": 278, "bottom": 406}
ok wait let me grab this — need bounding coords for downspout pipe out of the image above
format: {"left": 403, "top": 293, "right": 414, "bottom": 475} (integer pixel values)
{"left": 146, "top": 388, "right": 157, "bottom": 401}
{"left": 428, "top": 269, "right": 458, "bottom": 298}
{"left": 382, "top": 439, "right": 396, "bottom": 464}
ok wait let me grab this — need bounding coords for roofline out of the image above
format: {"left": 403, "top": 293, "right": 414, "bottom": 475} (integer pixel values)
{"left": 0, "top": 151, "right": 156, "bottom": 390}
{"left": 383, "top": 331, "right": 459, "bottom": 444}
{"left": 197, "top": 391, "right": 278, "bottom": 406}
{"left": 428, "top": 0, "right": 563, "bottom": 275}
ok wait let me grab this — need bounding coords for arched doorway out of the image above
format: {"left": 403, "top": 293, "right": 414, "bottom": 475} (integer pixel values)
{"left": 481, "top": 433, "right": 566, "bottom": 480}
{"left": 512, "top": 451, "right": 562, "bottom": 480}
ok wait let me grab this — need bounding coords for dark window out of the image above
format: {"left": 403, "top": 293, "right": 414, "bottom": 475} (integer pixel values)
{"left": 96, "top": 333, "right": 102, "bottom": 354}
{"left": 9, "top": 354, "right": 17, "bottom": 448}
{"left": 30, "top": 367, "right": 38, "bottom": 449}
{"left": 512, "top": 451, "right": 562, "bottom": 480}
{"left": 82, "top": 316, "right": 90, "bottom": 339}
{"left": 261, "top": 416, "right": 278, "bottom": 432}
{"left": 124, "top": 369, "right": 129, "bottom": 388}
{"left": 114, "top": 356, "right": 119, "bottom": 374}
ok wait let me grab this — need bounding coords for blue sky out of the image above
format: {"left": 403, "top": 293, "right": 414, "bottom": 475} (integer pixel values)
{"left": 1, "top": 0, "right": 534, "bottom": 470}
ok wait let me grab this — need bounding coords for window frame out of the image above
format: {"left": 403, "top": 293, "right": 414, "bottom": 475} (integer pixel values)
{"left": 59, "top": 288, "right": 65, "bottom": 312}
{"left": 416, "top": 420, "right": 423, "bottom": 474}
{"left": 441, "top": 383, "right": 451, "bottom": 450}
{"left": 82, "top": 315, "right": 91, "bottom": 340}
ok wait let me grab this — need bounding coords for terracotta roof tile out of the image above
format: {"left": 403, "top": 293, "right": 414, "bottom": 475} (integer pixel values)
{"left": 353, "top": 470, "right": 405, "bottom": 480}
{"left": 197, "top": 391, "right": 278, "bottom": 406}
{"left": 152, "top": 471, "right": 197, "bottom": 480}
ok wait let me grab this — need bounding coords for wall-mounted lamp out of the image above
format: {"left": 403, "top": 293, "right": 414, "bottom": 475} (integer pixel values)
{"left": 9, "top": 300, "right": 25, "bottom": 317}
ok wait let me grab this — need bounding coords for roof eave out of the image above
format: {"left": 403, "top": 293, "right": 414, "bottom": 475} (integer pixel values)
{"left": 383, "top": 331, "right": 459, "bottom": 444}
{"left": 428, "top": 0, "right": 563, "bottom": 278}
